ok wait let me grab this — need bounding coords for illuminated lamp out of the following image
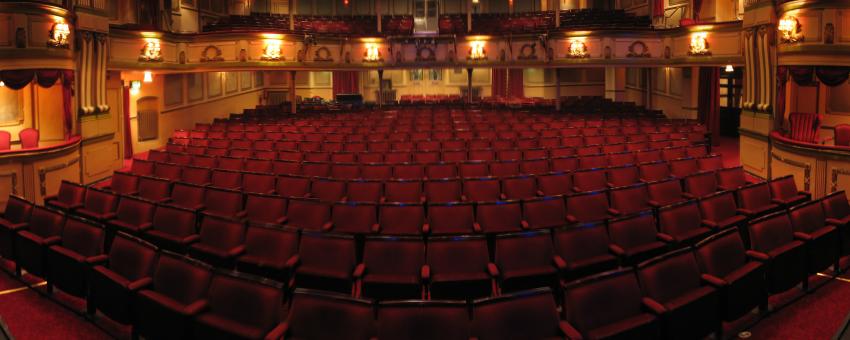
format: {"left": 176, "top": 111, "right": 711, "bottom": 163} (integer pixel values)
{"left": 143, "top": 71, "right": 153, "bottom": 83}
{"left": 364, "top": 43, "right": 382, "bottom": 62}
{"left": 261, "top": 39, "right": 283, "bottom": 61}
{"left": 130, "top": 81, "right": 141, "bottom": 96}
{"left": 725, "top": 65, "right": 734, "bottom": 73}
{"left": 0, "top": 81, "right": 4, "bottom": 87}
{"left": 568, "top": 38, "right": 589, "bottom": 58}
{"left": 47, "top": 21, "right": 71, "bottom": 48}
{"left": 472, "top": 0, "right": 479, "bottom": 3}
{"left": 688, "top": 32, "right": 710, "bottom": 56}
{"left": 139, "top": 38, "right": 163, "bottom": 62}
{"left": 468, "top": 40, "right": 486, "bottom": 60}
{"left": 778, "top": 16, "right": 803, "bottom": 44}
{"left": 344, "top": 0, "right": 349, "bottom": 5}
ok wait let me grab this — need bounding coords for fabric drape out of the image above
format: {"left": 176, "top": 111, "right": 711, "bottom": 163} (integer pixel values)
{"left": 61, "top": 71, "right": 75, "bottom": 139}
{"left": 815, "top": 67, "right": 850, "bottom": 87}
{"left": 653, "top": 0, "right": 665, "bottom": 17}
{"left": 776, "top": 66, "right": 788, "bottom": 132}
{"left": 123, "top": 86, "right": 133, "bottom": 159}
{"left": 0, "top": 69, "right": 70, "bottom": 90}
{"left": 508, "top": 69, "right": 524, "bottom": 98}
{"left": 491, "top": 69, "right": 508, "bottom": 98}
{"left": 698, "top": 67, "right": 720, "bottom": 146}
{"left": 693, "top": 0, "right": 702, "bottom": 20}
{"left": 332, "top": 71, "right": 359, "bottom": 97}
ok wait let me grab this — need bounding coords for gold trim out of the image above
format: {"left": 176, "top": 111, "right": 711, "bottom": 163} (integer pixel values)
{"left": 0, "top": 172, "right": 18, "bottom": 195}
{"left": 38, "top": 157, "right": 80, "bottom": 196}
{"left": 831, "top": 167, "right": 850, "bottom": 193}
{"left": 771, "top": 152, "right": 811, "bottom": 191}
{"left": 0, "top": 281, "right": 46, "bottom": 296}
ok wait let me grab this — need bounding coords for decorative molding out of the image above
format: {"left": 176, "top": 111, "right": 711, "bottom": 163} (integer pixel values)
{"left": 0, "top": 172, "right": 18, "bottom": 195}
{"left": 831, "top": 167, "right": 850, "bottom": 192}
{"left": 313, "top": 47, "right": 332, "bottom": 62}
{"left": 771, "top": 152, "right": 811, "bottom": 192}
{"left": 417, "top": 46, "right": 436, "bottom": 62}
{"left": 517, "top": 43, "right": 538, "bottom": 60}
{"left": 200, "top": 45, "right": 223, "bottom": 62}
{"left": 38, "top": 157, "right": 79, "bottom": 196}
{"left": 627, "top": 41, "right": 651, "bottom": 58}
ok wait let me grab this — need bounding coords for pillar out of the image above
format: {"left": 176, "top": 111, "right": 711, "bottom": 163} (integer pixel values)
{"left": 377, "top": 0, "right": 382, "bottom": 33}
{"left": 555, "top": 0, "right": 561, "bottom": 28}
{"left": 289, "top": 0, "right": 295, "bottom": 30}
{"left": 289, "top": 70, "right": 297, "bottom": 114}
{"left": 378, "top": 69, "right": 384, "bottom": 108}
{"left": 467, "top": 0, "right": 473, "bottom": 32}
{"left": 681, "top": 66, "right": 700, "bottom": 120}
{"left": 467, "top": 68, "right": 474, "bottom": 104}
{"left": 604, "top": 67, "right": 626, "bottom": 102}
{"left": 555, "top": 68, "right": 561, "bottom": 111}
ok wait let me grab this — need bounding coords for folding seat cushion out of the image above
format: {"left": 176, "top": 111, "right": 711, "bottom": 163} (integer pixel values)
{"left": 492, "top": 230, "right": 558, "bottom": 292}
{"left": 294, "top": 232, "right": 359, "bottom": 294}
{"left": 203, "top": 187, "right": 243, "bottom": 218}
{"left": 572, "top": 169, "right": 608, "bottom": 193}
{"left": 822, "top": 191, "right": 850, "bottom": 255}
{"left": 242, "top": 173, "right": 276, "bottom": 195}
{"left": 426, "top": 236, "right": 494, "bottom": 299}
{"left": 356, "top": 236, "right": 426, "bottom": 299}
{"left": 636, "top": 249, "right": 719, "bottom": 340}
{"left": 698, "top": 155, "right": 724, "bottom": 172}
{"left": 693, "top": 228, "right": 767, "bottom": 321}
{"left": 245, "top": 159, "right": 274, "bottom": 173}
{"left": 137, "top": 176, "right": 172, "bottom": 203}
{"left": 329, "top": 202, "right": 379, "bottom": 234}
{"left": 736, "top": 182, "right": 781, "bottom": 218}
{"left": 377, "top": 301, "right": 470, "bottom": 340}
{"left": 788, "top": 201, "right": 840, "bottom": 275}
{"left": 302, "top": 162, "right": 331, "bottom": 177}
{"left": 187, "top": 214, "right": 246, "bottom": 267}
{"left": 471, "top": 288, "right": 565, "bottom": 340}
{"left": 46, "top": 216, "right": 106, "bottom": 297}
{"left": 536, "top": 173, "right": 572, "bottom": 196}
{"left": 378, "top": 203, "right": 426, "bottom": 235}
{"left": 669, "top": 158, "right": 699, "bottom": 178}
{"left": 169, "top": 182, "right": 206, "bottom": 211}
{"left": 310, "top": 179, "right": 347, "bottom": 202}
{"left": 565, "top": 191, "right": 612, "bottom": 224}
{"left": 747, "top": 212, "right": 808, "bottom": 294}
{"left": 0, "top": 195, "right": 33, "bottom": 259}
{"left": 45, "top": 180, "right": 86, "bottom": 211}
{"left": 608, "top": 212, "right": 668, "bottom": 266}
{"left": 609, "top": 184, "right": 652, "bottom": 216}
{"left": 476, "top": 200, "right": 524, "bottom": 233}
{"left": 553, "top": 223, "right": 617, "bottom": 280}
{"left": 88, "top": 234, "right": 158, "bottom": 324}
{"left": 242, "top": 193, "right": 287, "bottom": 226}
{"left": 717, "top": 166, "right": 747, "bottom": 190}
{"left": 639, "top": 162, "right": 671, "bottom": 182}
{"left": 769, "top": 175, "right": 810, "bottom": 207}
{"left": 143, "top": 204, "right": 198, "bottom": 253}
{"left": 285, "top": 198, "right": 332, "bottom": 231}
{"left": 562, "top": 269, "right": 660, "bottom": 340}
{"left": 383, "top": 180, "right": 424, "bottom": 203}
{"left": 15, "top": 206, "right": 65, "bottom": 277}
{"left": 425, "top": 179, "right": 463, "bottom": 203}
{"left": 236, "top": 226, "right": 299, "bottom": 281}
{"left": 463, "top": 178, "right": 503, "bottom": 202}
{"left": 106, "top": 196, "right": 156, "bottom": 237}
{"left": 193, "top": 273, "right": 285, "bottom": 340}
{"left": 502, "top": 176, "right": 537, "bottom": 200}
{"left": 130, "top": 159, "right": 155, "bottom": 176}
{"left": 657, "top": 200, "right": 712, "bottom": 245}
{"left": 276, "top": 175, "right": 311, "bottom": 198}
{"left": 284, "top": 289, "right": 376, "bottom": 340}
{"left": 105, "top": 172, "right": 139, "bottom": 195}
{"left": 522, "top": 196, "right": 568, "bottom": 230}
{"left": 647, "top": 178, "right": 687, "bottom": 208}
{"left": 346, "top": 180, "right": 383, "bottom": 203}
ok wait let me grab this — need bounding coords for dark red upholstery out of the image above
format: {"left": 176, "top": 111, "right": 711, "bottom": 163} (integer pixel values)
{"left": 0, "top": 195, "right": 33, "bottom": 260}
{"left": 377, "top": 300, "right": 470, "bottom": 340}
{"left": 203, "top": 187, "right": 243, "bottom": 218}
{"left": 573, "top": 169, "right": 608, "bottom": 192}
{"left": 565, "top": 191, "right": 611, "bottom": 224}
{"left": 536, "top": 172, "right": 573, "bottom": 196}
{"left": 135, "top": 253, "right": 213, "bottom": 340}
{"left": 553, "top": 223, "right": 617, "bottom": 280}
{"left": 137, "top": 176, "right": 171, "bottom": 202}
{"left": 639, "top": 162, "right": 671, "bottom": 182}
{"left": 346, "top": 180, "right": 383, "bottom": 202}
{"left": 699, "top": 190, "right": 746, "bottom": 232}
{"left": 242, "top": 193, "right": 287, "bottom": 226}
{"left": 193, "top": 273, "right": 285, "bottom": 340}
{"left": 657, "top": 201, "right": 712, "bottom": 244}
{"left": 476, "top": 200, "right": 524, "bottom": 233}
{"left": 242, "top": 173, "right": 276, "bottom": 194}
{"left": 358, "top": 236, "right": 426, "bottom": 299}
{"left": 45, "top": 180, "right": 86, "bottom": 211}
{"left": 106, "top": 172, "right": 139, "bottom": 195}
{"left": 330, "top": 202, "right": 378, "bottom": 234}
{"left": 607, "top": 166, "right": 640, "bottom": 188}
{"left": 310, "top": 179, "right": 346, "bottom": 202}
{"left": 502, "top": 176, "right": 538, "bottom": 200}
{"left": 463, "top": 178, "right": 503, "bottom": 202}
{"left": 131, "top": 159, "right": 156, "bottom": 176}
{"left": 276, "top": 175, "right": 311, "bottom": 198}
{"left": 284, "top": 289, "right": 376, "bottom": 340}
{"left": 427, "top": 202, "right": 477, "bottom": 235}
{"left": 694, "top": 228, "right": 766, "bottom": 321}
{"left": 747, "top": 212, "right": 808, "bottom": 294}
{"left": 188, "top": 214, "right": 246, "bottom": 267}
{"left": 106, "top": 195, "right": 156, "bottom": 238}
{"left": 167, "top": 183, "right": 204, "bottom": 212}
{"left": 154, "top": 163, "right": 182, "bottom": 181}
{"left": 769, "top": 175, "right": 810, "bottom": 207}
{"left": 522, "top": 196, "right": 567, "bottom": 230}
{"left": 609, "top": 184, "right": 651, "bottom": 216}
{"left": 737, "top": 182, "right": 781, "bottom": 218}
{"left": 384, "top": 180, "right": 424, "bottom": 203}
{"left": 683, "top": 171, "right": 719, "bottom": 199}
{"left": 562, "top": 269, "right": 659, "bottom": 339}
{"left": 669, "top": 158, "right": 698, "bottom": 178}
{"left": 285, "top": 198, "right": 331, "bottom": 231}
{"left": 294, "top": 232, "right": 358, "bottom": 294}
{"left": 493, "top": 230, "right": 558, "bottom": 292}
{"left": 46, "top": 216, "right": 106, "bottom": 297}
{"left": 788, "top": 200, "right": 840, "bottom": 274}
{"left": 89, "top": 233, "right": 158, "bottom": 323}
{"left": 425, "top": 179, "right": 463, "bottom": 203}
{"left": 143, "top": 204, "right": 198, "bottom": 253}
{"left": 378, "top": 203, "right": 426, "bottom": 235}
{"left": 236, "top": 225, "right": 299, "bottom": 282}
{"left": 19, "top": 128, "right": 39, "bottom": 149}
{"left": 717, "top": 166, "right": 748, "bottom": 191}
{"left": 426, "top": 236, "right": 494, "bottom": 299}
{"left": 15, "top": 206, "right": 65, "bottom": 277}
{"left": 74, "top": 188, "right": 119, "bottom": 221}
{"left": 179, "top": 166, "right": 211, "bottom": 186}
{"left": 647, "top": 178, "right": 687, "bottom": 208}
{"left": 637, "top": 249, "right": 719, "bottom": 340}
{"left": 822, "top": 190, "right": 850, "bottom": 256}
{"left": 608, "top": 212, "right": 669, "bottom": 265}
{"left": 471, "top": 288, "right": 565, "bottom": 340}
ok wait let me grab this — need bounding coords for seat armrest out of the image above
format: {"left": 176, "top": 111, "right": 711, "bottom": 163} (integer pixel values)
{"left": 560, "top": 321, "right": 583, "bottom": 340}
{"left": 128, "top": 277, "right": 153, "bottom": 291}
{"left": 536, "top": 190, "right": 545, "bottom": 197}
{"left": 700, "top": 273, "right": 727, "bottom": 288}
{"left": 183, "top": 234, "right": 201, "bottom": 244}
{"left": 43, "top": 236, "right": 62, "bottom": 246}
{"left": 793, "top": 232, "right": 813, "bottom": 241}
{"left": 353, "top": 263, "right": 366, "bottom": 278}
{"left": 265, "top": 322, "right": 287, "bottom": 340}
{"left": 275, "top": 216, "right": 287, "bottom": 225}
{"left": 101, "top": 212, "right": 118, "bottom": 220}
{"left": 553, "top": 255, "right": 567, "bottom": 271}
{"left": 682, "top": 193, "right": 696, "bottom": 199}
{"left": 422, "top": 223, "right": 430, "bottom": 234}
{"left": 499, "top": 194, "right": 507, "bottom": 201}
{"left": 473, "top": 222, "right": 482, "bottom": 233}
{"left": 419, "top": 196, "right": 426, "bottom": 204}
{"left": 746, "top": 250, "right": 770, "bottom": 262}
{"left": 184, "top": 299, "right": 209, "bottom": 315}
{"left": 608, "top": 244, "right": 625, "bottom": 256}
{"left": 227, "top": 245, "right": 246, "bottom": 258}
{"left": 641, "top": 297, "right": 667, "bottom": 315}
{"left": 648, "top": 200, "right": 662, "bottom": 208}
{"left": 321, "top": 221, "right": 333, "bottom": 232}
{"left": 566, "top": 215, "right": 578, "bottom": 224}
{"left": 86, "top": 254, "right": 109, "bottom": 265}
{"left": 826, "top": 218, "right": 846, "bottom": 226}
{"left": 771, "top": 199, "right": 785, "bottom": 205}
{"left": 657, "top": 233, "right": 674, "bottom": 243}
{"left": 284, "top": 254, "right": 300, "bottom": 268}
{"left": 487, "top": 263, "right": 500, "bottom": 277}
{"left": 572, "top": 186, "right": 583, "bottom": 193}
{"left": 607, "top": 208, "right": 620, "bottom": 216}
{"left": 137, "top": 222, "right": 153, "bottom": 231}
{"left": 736, "top": 208, "right": 754, "bottom": 216}
{"left": 701, "top": 220, "right": 718, "bottom": 229}
{"left": 371, "top": 223, "right": 381, "bottom": 233}
{"left": 520, "top": 220, "right": 530, "bottom": 230}
{"left": 421, "top": 265, "right": 430, "bottom": 281}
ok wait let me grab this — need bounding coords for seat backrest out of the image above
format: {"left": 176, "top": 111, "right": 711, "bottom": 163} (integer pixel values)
{"left": 835, "top": 124, "right": 850, "bottom": 146}
{"left": 565, "top": 191, "right": 609, "bottom": 223}
{"left": 647, "top": 178, "right": 684, "bottom": 206}
{"left": 206, "top": 273, "right": 283, "bottom": 332}
{"left": 693, "top": 228, "right": 748, "bottom": 279}
{"left": 523, "top": 196, "right": 567, "bottom": 230}
{"left": 788, "top": 200, "right": 826, "bottom": 235}
{"left": 114, "top": 196, "right": 156, "bottom": 226}
{"left": 137, "top": 176, "right": 171, "bottom": 202}
{"left": 277, "top": 176, "right": 311, "bottom": 198}
{"left": 198, "top": 214, "right": 246, "bottom": 251}
{"left": 610, "top": 184, "right": 650, "bottom": 215}
{"left": 822, "top": 190, "right": 850, "bottom": 221}
{"left": 748, "top": 212, "right": 795, "bottom": 253}
{"left": 152, "top": 252, "right": 213, "bottom": 305}
{"left": 287, "top": 289, "right": 376, "bottom": 339}
{"left": 150, "top": 204, "right": 197, "bottom": 237}
{"left": 636, "top": 249, "right": 703, "bottom": 304}
{"left": 61, "top": 217, "right": 105, "bottom": 257}
{"left": 573, "top": 169, "right": 607, "bottom": 192}
{"left": 502, "top": 176, "right": 537, "bottom": 200}
{"left": 426, "top": 236, "right": 489, "bottom": 275}
{"left": 108, "top": 234, "right": 158, "bottom": 281}
{"left": 657, "top": 200, "right": 702, "bottom": 237}
{"left": 737, "top": 182, "right": 773, "bottom": 211}
{"left": 684, "top": 171, "right": 718, "bottom": 198}
{"left": 427, "top": 202, "right": 475, "bottom": 235}
{"left": 471, "top": 288, "right": 561, "bottom": 340}
{"left": 639, "top": 162, "right": 670, "bottom": 182}
{"left": 286, "top": 198, "right": 331, "bottom": 231}
{"left": 377, "top": 301, "right": 470, "bottom": 340}
{"left": 563, "top": 269, "right": 646, "bottom": 333}
{"left": 554, "top": 222, "right": 610, "bottom": 264}
{"left": 494, "top": 230, "right": 554, "bottom": 273}
{"left": 716, "top": 166, "right": 747, "bottom": 190}
{"left": 384, "top": 181, "right": 423, "bottom": 203}
{"left": 244, "top": 193, "right": 287, "bottom": 225}
{"left": 203, "top": 187, "right": 243, "bottom": 216}
{"left": 2, "top": 195, "right": 33, "bottom": 224}
{"left": 243, "top": 225, "right": 298, "bottom": 263}
{"left": 56, "top": 180, "right": 86, "bottom": 206}
{"left": 378, "top": 203, "right": 425, "bottom": 235}
{"left": 463, "top": 178, "right": 502, "bottom": 202}
{"left": 476, "top": 200, "right": 523, "bottom": 233}
{"left": 311, "top": 179, "right": 347, "bottom": 202}
{"left": 28, "top": 205, "right": 65, "bottom": 238}
{"left": 769, "top": 175, "right": 801, "bottom": 201}
{"left": 108, "top": 172, "right": 139, "bottom": 195}
{"left": 698, "top": 191, "right": 738, "bottom": 222}
{"left": 19, "top": 128, "right": 39, "bottom": 149}
{"left": 179, "top": 166, "right": 211, "bottom": 185}
{"left": 788, "top": 112, "right": 819, "bottom": 143}
{"left": 607, "top": 212, "right": 659, "bottom": 249}
{"left": 242, "top": 173, "right": 276, "bottom": 194}
{"left": 332, "top": 202, "right": 378, "bottom": 234}
{"left": 536, "top": 173, "right": 572, "bottom": 196}
{"left": 169, "top": 182, "right": 205, "bottom": 210}
{"left": 607, "top": 166, "right": 640, "bottom": 187}
{"left": 0, "top": 130, "right": 10, "bottom": 150}
{"left": 298, "top": 232, "right": 357, "bottom": 277}
{"left": 669, "top": 158, "right": 698, "bottom": 178}
{"left": 425, "top": 179, "right": 463, "bottom": 203}
{"left": 363, "top": 237, "right": 425, "bottom": 277}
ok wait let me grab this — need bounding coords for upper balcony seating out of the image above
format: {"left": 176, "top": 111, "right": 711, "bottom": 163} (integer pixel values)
{"left": 439, "top": 11, "right": 554, "bottom": 35}
{"left": 205, "top": 14, "right": 380, "bottom": 36}
{"left": 559, "top": 8, "right": 651, "bottom": 30}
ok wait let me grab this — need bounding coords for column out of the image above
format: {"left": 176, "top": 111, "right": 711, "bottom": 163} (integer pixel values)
{"left": 289, "top": 0, "right": 295, "bottom": 30}
{"left": 604, "top": 67, "right": 626, "bottom": 101}
{"left": 555, "top": 68, "right": 561, "bottom": 111}
{"left": 467, "top": 68, "right": 474, "bottom": 104}
{"left": 289, "top": 70, "right": 297, "bottom": 114}
{"left": 555, "top": 0, "right": 561, "bottom": 28}
{"left": 377, "top": 0, "right": 382, "bottom": 33}
{"left": 378, "top": 69, "right": 384, "bottom": 108}
{"left": 467, "top": 0, "right": 473, "bottom": 32}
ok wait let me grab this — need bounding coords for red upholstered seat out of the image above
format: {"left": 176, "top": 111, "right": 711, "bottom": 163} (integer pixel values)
{"left": 683, "top": 171, "right": 719, "bottom": 199}
{"left": 0, "top": 195, "right": 33, "bottom": 260}
{"left": 493, "top": 230, "right": 558, "bottom": 293}
{"left": 609, "top": 184, "right": 652, "bottom": 216}
{"left": 105, "top": 172, "right": 140, "bottom": 195}
{"left": 106, "top": 195, "right": 156, "bottom": 238}
{"left": 15, "top": 206, "right": 65, "bottom": 277}
{"left": 699, "top": 191, "right": 747, "bottom": 232}
{"left": 769, "top": 175, "right": 810, "bottom": 208}
{"left": 377, "top": 300, "right": 470, "bottom": 340}
{"left": 357, "top": 236, "right": 426, "bottom": 299}
{"left": 736, "top": 182, "right": 781, "bottom": 218}
{"left": 188, "top": 214, "right": 246, "bottom": 267}
{"left": 46, "top": 216, "right": 106, "bottom": 297}
{"left": 89, "top": 233, "right": 158, "bottom": 324}
{"left": 0, "top": 131, "right": 10, "bottom": 151}
{"left": 717, "top": 166, "right": 749, "bottom": 191}
{"left": 471, "top": 288, "right": 566, "bottom": 340}
{"left": 236, "top": 225, "right": 299, "bottom": 281}
{"left": 747, "top": 212, "right": 808, "bottom": 294}
{"left": 608, "top": 212, "right": 670, "bottom": 266}
{"left": 378, "top": 203, "right": 426, "bottom": 235}
{"left": 463, "top": 178, "right": 503, "bottom": 202}
{"left": 143, "top": 204, "right": 198, "bottom": 253}
{"left": 137, "top": 176, "right": 172, "bottom": 203}
{"left": 553, "top": 222, "right": 617, "bottom": 280}
{"left": 294, "top": 232, "right": 359, "bottom": 294}
{"left": 329, "top": 202, "right": 378, "bottom": 234}
{"left": 647, "top": 178, "right": 688, "bottom": 208}
{"left": 242, "top": 173, "right": 276, "bottom": 194}
{"left": 242, "top": 193, "right": 287, "bottom": 226}
{"left": 45, "top": 180, "right": 86, "bottom": 211}
{"left": 565, "top": 191, "right": 612, "bottom": 224}
{"left": 284, "top": 289, "right": 376, "bottom": 339}
{"left": 19, "top": 128, "right": 39, "bottom": 149}
{"left": 193, "top": 273, "right": 285, "bottom": 340}
{"left": 657, "top": 200, "right": 712, "bottom": 245}
{"left": 788, "top": 200, "right": 840, "bottom": 275}
{"left": 822, "top": 190, "right": 850, "bottom": 256}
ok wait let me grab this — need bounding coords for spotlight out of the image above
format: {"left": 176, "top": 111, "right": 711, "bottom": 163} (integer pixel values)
{"left": 143, "top": 71, "right": 153, "bottom": 83}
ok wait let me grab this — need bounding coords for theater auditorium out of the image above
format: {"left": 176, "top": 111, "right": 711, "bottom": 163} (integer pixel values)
{"left": 2, "top": 0, "right": 850, "bottom": 339}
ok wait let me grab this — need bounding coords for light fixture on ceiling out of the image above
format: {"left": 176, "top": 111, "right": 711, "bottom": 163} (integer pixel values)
{"left": 725, "top": 65, "right": 734, "bottom": 72}
{"left": 143, "top": 71, "right": 153, "bottom": 83}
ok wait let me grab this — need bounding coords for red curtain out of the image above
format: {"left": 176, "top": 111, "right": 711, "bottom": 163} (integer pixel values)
{"left": 123, "top": 86, "right": 133, "bottom": 159}
{"left": 698, "top": 67, "right": 720, "bottom": 146}
{"left": 508, "top": 69, "right": 524, "bottom": 98}
{"left": 653, "top": 0, "right": 665, "bottom": 18}
{"left": 776, "top": 66, "right": 788, "bottom": 132}
{"left": 693, "top": 0, "right": 702, "bottom": 20}
{"left": 61, "top": 71, "right": 74, "bottom": 139}
{"left": 332, "top": 71, "right": 359, "bottom": 97}
{"left": 491, "top": 69, "right": 507, "bottom": 98}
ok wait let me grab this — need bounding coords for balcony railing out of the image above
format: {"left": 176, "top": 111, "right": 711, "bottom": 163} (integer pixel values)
{"left": 74, "top": 0, "right": 107, "bottom": 11}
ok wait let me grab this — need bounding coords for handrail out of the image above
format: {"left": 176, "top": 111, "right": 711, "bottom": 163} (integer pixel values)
{"left": 771, "top": 131, "right": 850, "bottom": 154}
{"left": 74, "top": 0, "right": 106, "bottom": 11}
{"left": 0, "top": 136, "right": 82, "bottom": 160}
{"left": 662, "top": 4, "right": 688, "bottom": 28}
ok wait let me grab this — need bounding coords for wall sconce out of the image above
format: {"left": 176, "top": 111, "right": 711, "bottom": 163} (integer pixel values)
{"left": 139, "top": 38, "right": 162, "bottom": 62}
{"left": 472, "top": 0, "right": 479, "bottom": 3}
{"left": 468, "top": 40, "right": 486, "bottom": 60}
{"left": 0, "top": 81, "right": 4, "bottom": 87}
{"left": 261, "top": 39, "right": 283, "bottom": 61}
{"left": 688, "top": 32, "right": 711, "bottom": 56}
{"left": 725, "top": 65, "right": 734, "bottom": 72}
{"left": 364, "top": 43, "right": 382, "bottom": 62}
{"left": 568, "top": 38, "right": 589, "bottom": 58}
{"left": 778, "top": 16, "right": 803, "bottom": 44}
{"left": 130, "top": 80, "right": 141, "bottom": 96}
{"left": 344, "top": 0, "right": 349, "bottom": 5}
{"left": 47, "top": 22, "right": 70, "bottom": 48}
{"left": 143, "top": 71, "right": 153, "bottom": 83}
